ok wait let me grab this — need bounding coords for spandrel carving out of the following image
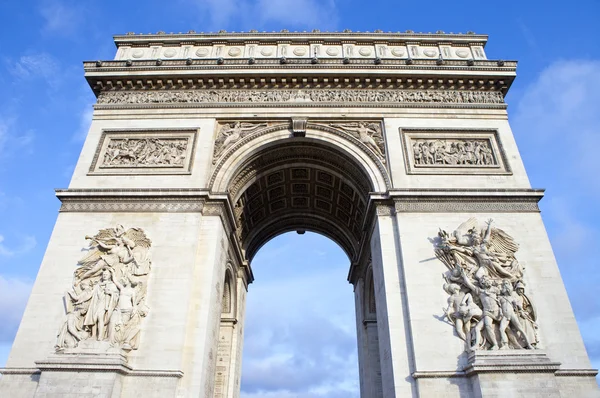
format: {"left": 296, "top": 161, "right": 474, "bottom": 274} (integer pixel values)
{"left": 434, "top": 218, "right": 539, "bottom": 351}
{"left": 329, "top": 122, "right": 386, "bottom": 161}
{"left": 55, "top": 225, "right": 152, "bottom": 353}
{"left": 212, "top": 122, "right": 268, "bottom": 163}
{"left": 102, "top": 138, "right": 188, "bottom": 168}
{"left": 413, "top": 139, "right": 496, "bottom": 167}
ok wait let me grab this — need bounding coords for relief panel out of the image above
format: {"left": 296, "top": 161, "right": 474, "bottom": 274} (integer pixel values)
{"left": 89, "top": 129, "right": 198, "bottom": 175}
{"left": 401, "top": 129, "right": 511, "bottom": 175}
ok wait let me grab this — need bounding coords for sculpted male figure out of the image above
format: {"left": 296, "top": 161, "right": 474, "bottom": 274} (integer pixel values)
{"left": 460, "top": 269, "right": 501, "bottom": 350}
{"left": 499, "top": 280, "right": 534, "bottom": 349}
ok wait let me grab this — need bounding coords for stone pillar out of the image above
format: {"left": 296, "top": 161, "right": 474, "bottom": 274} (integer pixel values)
{"left": 176, "top": 205, "right": 232, "bottom": 398}
{"left": 213, "top": 267, "right": 248, "bottom": 398}
{"left": 370, "top": 203, "right": 417, "bottom": 398}
{"left": 354, "top": 275, "right": 384, "bottom": 398}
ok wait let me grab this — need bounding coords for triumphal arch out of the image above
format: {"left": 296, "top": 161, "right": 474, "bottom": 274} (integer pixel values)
{"left": 1, "top": 31, "right": 598, "bottom": 398}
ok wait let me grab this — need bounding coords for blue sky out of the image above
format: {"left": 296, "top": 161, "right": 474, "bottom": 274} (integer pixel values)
{"left": 0, "top": 0, "right": 598, "bottom": 396}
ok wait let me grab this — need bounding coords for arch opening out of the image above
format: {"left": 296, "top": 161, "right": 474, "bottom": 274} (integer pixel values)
{"left": 240, "top": 232, "right": 359, "bottom": 395}
{"left": 225, "top": 137, "right": 379, "bottom": 262}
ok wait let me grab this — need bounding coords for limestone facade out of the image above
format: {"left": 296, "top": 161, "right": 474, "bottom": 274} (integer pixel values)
{"left": 0, "top": 31, "right": 598, "bottom": 398}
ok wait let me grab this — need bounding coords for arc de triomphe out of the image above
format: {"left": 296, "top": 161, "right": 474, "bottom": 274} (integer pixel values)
{"left": 0, "top": 31, "right": 598, "bottom": 398}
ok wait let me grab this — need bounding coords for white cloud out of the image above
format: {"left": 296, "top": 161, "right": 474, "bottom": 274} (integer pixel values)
{"left": 0, "top": 116, "right": 35, "bottom": 164}
{"left": 39, "top": 0, "right": 85, "bottom": 36}
{"left": 8, "top": 53, "right": 60, "bottom": 83}
{"left": 513, "top": 59, "right": 600, "bottom": 193}
{"left": 512, "top": 60, "right": 600, "bottom": 329}
{"left": 0, "top": 275, "right": 33, "bottom": 343}
{"left": 0, "top": 235, "right": 37, "bottom": 257}
{"left": 191, "top": 0, "right": 338, "bottom": 31}
{"left": 241, "top": 233, "right": 358, "bottom": 397}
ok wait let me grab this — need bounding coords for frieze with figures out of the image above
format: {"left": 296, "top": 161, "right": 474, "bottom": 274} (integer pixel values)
{"left": 96, "top": 89, "right": 504, "bottom": 106}
{"left": 89, "top": 130, "right": 197, "bottom": 175}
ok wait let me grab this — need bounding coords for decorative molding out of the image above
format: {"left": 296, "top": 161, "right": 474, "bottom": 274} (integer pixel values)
{"left": 59, "top": 201, "right": 204, "bottom": 212}
{"left": 56, "top": 189, "right": 208, "bottom": 213}
{"left": 375, "top": 204, "right": 395, "bottom": 216}
{"left": 35, "top": 355, "right": 183, "bottom": 378}
{"left": 202, "top": 201, "right": 228, "bottom": 217}
{"left": 400, "top": 129, "right": 511, "bottom": 175}
{"left": 0, "top": 367, "right": 41, "bottom": 375}
{"left": 96, "top": 89, "right": 505, "bottom": 108}
{"left": 89, "top": 129, "right": 198, "bottom": 175}
{"left": 394, "top": 200, "right": 539, "bottom": 213}
{"left": 555, "top": 369, "right": 599, "bottom": 377}
{"left": 412, "top": 370, "right": 466, "bottom": 379}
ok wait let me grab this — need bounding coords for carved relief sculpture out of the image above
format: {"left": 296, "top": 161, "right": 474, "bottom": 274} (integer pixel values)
{"left": 55, "top": 225, "right": 152, "bottom": 352}
{"left": 97, "top": 89, "right": 505, "bottom": 106}
{"left": 413, "top": 139, "right": 496, "bottom": 167}
{"left": 434, "top": 218, "right": 539, "bottom": 351}
{"left": 102, "top": 138, "right": 188, "bottom": 168}
{"left": 213, "top": 122, "right": 268, "bottom": 163}
{"left": 330, "top": 122, "right": 386, "bottom": 161}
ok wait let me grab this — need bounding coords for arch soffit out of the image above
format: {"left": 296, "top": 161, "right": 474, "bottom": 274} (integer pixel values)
{"left": 210, "top": 123, "right": 391, "bottom": 194}
{"left": 243, "top": 212, "right": 356, "bottom": 262}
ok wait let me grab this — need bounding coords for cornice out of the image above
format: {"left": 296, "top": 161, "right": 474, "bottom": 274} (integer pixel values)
{"left": 85, "top": 59, "right": 515, "bottom": 97}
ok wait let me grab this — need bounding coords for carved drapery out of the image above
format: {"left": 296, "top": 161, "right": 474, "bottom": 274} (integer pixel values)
{"left": 55, "top": 225, "right": 152, "bottom": 353}
{"left": 434, "top": 218, "right": 538, "bottom": 351}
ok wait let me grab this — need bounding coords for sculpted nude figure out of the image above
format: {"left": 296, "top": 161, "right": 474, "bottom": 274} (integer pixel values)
{"left": 499, "top": 280, "right": 534, "bottom": 349}
{"left": 460, "top": 269, "right": 501, "bottom": 350}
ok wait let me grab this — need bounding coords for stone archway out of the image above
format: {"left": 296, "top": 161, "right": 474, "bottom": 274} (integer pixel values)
{"left": 1, "top": 30, "right": 598, "bottom": 398}
{"left": 209, "top": 121, "right": 391, "bottom": 397}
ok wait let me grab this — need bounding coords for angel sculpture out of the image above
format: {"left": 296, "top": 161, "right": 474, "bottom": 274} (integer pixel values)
{"left": 55, "top": 225, "right": 152, "bottom": 352}
{"left": 332, "top": 122, "right": 386, "bottom": 160}
{"left": 434, "top": 218, "right": 537, "bottom": 351}
{"left": 213, "top": 122, "right": 268, "bottom": 161}
{"left": 332, "top": 122, "right": 385, "bottom": 160}
{"left": 435, "top": 218, "right": 523, "bottom": 282}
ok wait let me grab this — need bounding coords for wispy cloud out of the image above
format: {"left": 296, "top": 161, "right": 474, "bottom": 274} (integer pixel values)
{"left": 242, "top": 233, "right": 358, "bottom": 397}
{"left": 7, "top": 52, "right": 61, "bottom": 88}
{"left": 39, "top": 0, "right": 86, "bottom": 36}
{"left": 0, "top": 116, "right": 35, "bottom": 164}
{"left": 190, "top": 0, "right": 339, "bottom": 31}
{"left": 0, "top": 235, "right": 37, "bottom": 257}
{"left": 512, "top": 59, "right": 600, "bottom": 380}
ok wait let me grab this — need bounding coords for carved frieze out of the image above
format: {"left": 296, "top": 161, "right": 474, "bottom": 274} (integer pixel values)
{"left": 89, "top": 130, "right": 197, "bottom": 175}
{"left": 401, "top": 129, "right": 510, "bottom": 175}
{"left": 55, "top": 225, "right": 152, "bottom": 353}
{"left": 434, "top": 218, "right": 538, "bottom": 351}
{"left": 96, "top": 89, "right": 504, "bottom": 107}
